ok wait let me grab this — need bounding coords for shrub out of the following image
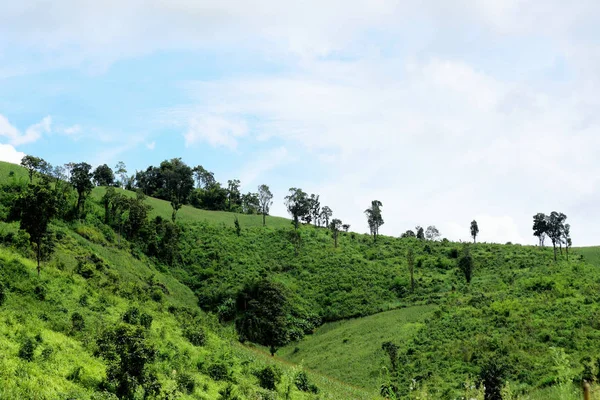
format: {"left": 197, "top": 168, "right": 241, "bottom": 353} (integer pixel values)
{"left": 150, "top": 288, "right": 163, "bottom": 303}
{"left": 294, "top": 371, "right": 318, "bottom": 394}
{"left": 207, "top": 362, "right": 229, "bottom": 381}
{"left": 75, "top": 261, "right": 95, "bottom": 279}
{"left": 140, "top": 312, "right": 153, "bottom": 329}
{"left": 183, "top": 325, "right": 207, "bottom": 346}
{"left": 122, "top": 307, "right": 140, "bottom": 325}
{"left": 18, "top": 338, "right": 37, "bottom": 361}
{"left": 254, "top": 365, "right": 281, "bottom": 390}
{"left": 217, "top": 383, "right": 239, "bottom": 400}
{"left": 0, "top": 281, "right": 6, "bottom": 306}
{"left": 177, "top": 372, "right": 196, "bottom": 394}
{"left": 33, "top": 284, "right": 46, "bottom": 300}
{"left": 71, "top": 312, "right": 85, "bottom": 331}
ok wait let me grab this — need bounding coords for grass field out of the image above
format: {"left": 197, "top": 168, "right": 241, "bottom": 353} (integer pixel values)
{"left": 279, "top": 305, "right": 435, "bottom": 391}
{"left": 91, "top": 186, "right": 293, "bottom": 229}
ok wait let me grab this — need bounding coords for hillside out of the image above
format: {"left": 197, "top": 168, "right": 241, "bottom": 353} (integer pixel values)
{"left": 1, "top": 160, "right": 599, "bottom": 399}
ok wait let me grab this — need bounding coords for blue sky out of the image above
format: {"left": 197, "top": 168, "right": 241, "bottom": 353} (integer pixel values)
{"left": 1, "top": 1, "right": 599, "bottom": 244}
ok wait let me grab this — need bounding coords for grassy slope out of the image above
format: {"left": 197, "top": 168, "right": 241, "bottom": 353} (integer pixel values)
{"left": 279, "top": 305, "right": 434, "bottom": 391}
{"left": 91, "top": 186, "right": 292, "bottom": 229}
{"left": 0, "top": 162, "right": 373, "bottom": 399}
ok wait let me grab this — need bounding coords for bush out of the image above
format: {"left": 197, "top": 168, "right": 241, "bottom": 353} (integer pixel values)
{"left": 71, "top": 312, "right": 85, "bottom": 331}
{"left": 177, "top": 372, "right": 196, "bottom": 394}
{"left": 294, "top": 371, "right": 318, "bottom": 394}
{"left": 207, "top": 362, "right": 229, "bottom": 381}
{"left": 18, "top": 338, "right": 37, "bottom": 361}
{"left": 75, "top": 261, "right": 95, "bottom": 279}
{"left": 122, "top": 307, "right": 140, "bottom": 325}
{"left": 33, "top": 284, "right": 46, "bottom": 300}
{"left": 183, "top": 326, "right": 207, "bottom": 346}
{"left": 0, "top": 281, "right": 6, "bottom": 306}
{"left": 140, "top": 313, "right": 153, "bottom": 329}
{"left": 254, "top": 365, "right": 281, "bottom": 390}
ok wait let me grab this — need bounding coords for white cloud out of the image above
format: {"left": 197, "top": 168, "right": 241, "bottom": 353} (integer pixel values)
{"left": 0, "top": 143, "right": 25, "bottom": 164}
{"left": 184, "top": 114, "right": 248, "bottom": 149}
{"left": 0, "top": 114, "right": 51, "bottom": 146}
{"left": 146, "top": 141, "right": 156, "bottom": 150}
{"left": 173, "top": 52, "right": 600, "bottom": 245}
{"left": 239, "top": 146, "right": 290, "bottom": 188}
{"left": 63, "top": 124, "right": 81, "bottom": 135}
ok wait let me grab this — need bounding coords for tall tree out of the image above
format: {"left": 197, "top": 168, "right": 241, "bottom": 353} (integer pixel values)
{"left": 193, "top": 165, "right": 216, "bottom": 189}
{"left": 563, "top": 223, "right": 571, "bottom": 261}
{"left": 415, "top": 226, "right": 425, "bottom": 240}
{"left": 70, "top": 162, "right": 94, "bottom": 217}
{"left": 160, "top": 158, "right": 194, "bottom": 221}
{"left": 365, "top": 200, "right": 384, "bottom": 241}
{"left": 308, "top": 194, "right": 321, "bottom": 227}
{"left": 93, "top": 164, "right": 115, "bottom": 186}
{"left": 15, "top": 181, "right": 58, "bottom": 275}
{"left": 241, "top": 192, "right": 260, "bottom": 214}
{"left": 470, "top": 220, "right": 479, "bottom": 243}
{"left": 114, "top": 161, "right": 128, "bottom": 188}
{"left": 284, "top": 188, "right": 310, "bottom": 230}
{"left": 227, "top": 179, "right": 242, "bottom": 211}
{"left": 547, "top": 211, "right": 567, "bottom": 261}
{"left": 407, "top": 247, "right": 415, "bottom": 292}
{"left": 320, "top": 206, "right": 333, "bottom": 228}
{"left": 20, "top": 155, "right": 50, "bottom": 182}
{"left": 329, "top": 218, "right": 342, "bottom": 248}
{"left": 258, "top": 184, "right": 273, "bottom": 226}
{"left": 532, "top": 213, "right": 548, "bottom": 247}
{"left": 425, "top": 225, "right": 440, "bottom": 241}
{"left": 342, "top": 224, "right": 350, "bottom": 232}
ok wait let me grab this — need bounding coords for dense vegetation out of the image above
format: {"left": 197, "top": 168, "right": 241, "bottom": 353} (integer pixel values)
{"left": 0, "top": 157, "right": 595, "bottom": 400}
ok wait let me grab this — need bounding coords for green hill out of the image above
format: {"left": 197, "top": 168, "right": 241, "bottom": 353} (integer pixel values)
{"left": 1, "top": 160, "right": 599, "bottom": 399}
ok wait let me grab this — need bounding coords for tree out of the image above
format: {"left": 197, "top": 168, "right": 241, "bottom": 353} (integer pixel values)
{"left": 479, "top": 359, "right": 505, "bottom": 400}
{"left": 241, "top": 192, "right": 260, "bottom": 214}
{"left": 15, "top": 181, "right": 58, "bottom": 275}
{"left": 193, "top": 165, "right": 216, "bottom": 189}
{"left": 93, "top": 164, "right": 115, "bottom": 186}
{"left": 96, "top": 324, "right": 159, "bottom": 399}
{"left": 320, "top": 206, "right": 332, "bottom": 228}
{"left": 365, "top": 200, "right": 384, "bottom": 241}
{"left": 547, "top": 211, "right": 567, "bottom": 261}
{"left": 342, "top": 224, "right": 350, "bottom": 232}
{"left": 285, "top": 188, "right": 310, "bottom": 230}
{"left": 458, "top": 246, "right": 473, "bottom": 284}
{"left": 407, "top": 247, "right": 415, "bottom": 292}
{"left": 234, "top": 216, "right": 241, "bottom": 237}
{"left": 532, "top": 213, "right": 548, "bottom": 247}
{"left": 21, "top": 155, "right": 42, "bottom": 183}
{"left": 425, "top": 225, "right": 440, "bottom": 241}
{"left": 415, "top": 226, "right": 425, "bottom": 240}
{"left": 308, "top": 194, "right": 321, "bottom": 227}
{"left": 258, "top": 184, "right": 273, "bottom": 226}
{"left": 329, "top": 218, "right": 342, "bottom": 248}
{"left": 160, "top": 158, "right": 194, "bottom": 221}
{"left": 114, "top": 161, "right": 128, "bottom": 188}
{"left": 70, "top": 162, "right": 94, "bottom": 217}
{"left": 227, "top": 179, "right": 242, "bottom": 211}
{"left": 470, "top": 220, "right": 479, "bottom": 243}
{"left": 235, "top": 280, "right": 291, "bottom": 356}
{"left": 401, "top": 230, "right": 416, "bottom": 238}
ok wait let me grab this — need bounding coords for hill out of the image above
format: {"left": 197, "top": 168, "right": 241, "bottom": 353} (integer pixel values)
{"left": 1, "top": 160, "right": 599, "bottom": 399}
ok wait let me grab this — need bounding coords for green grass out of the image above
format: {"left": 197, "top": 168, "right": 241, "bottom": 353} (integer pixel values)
{"left": 279, "top": 305, "right": 435, "bottom": 391}
{"left": 91, "top": 186, "right": 292, "bottom": 229}
{"left": 574, "top": 246, "right": 600, "bottom": 267}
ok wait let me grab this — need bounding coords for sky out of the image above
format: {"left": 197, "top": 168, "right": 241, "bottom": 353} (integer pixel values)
{"left": 1, "top": 1, "right": 599, "bottom": 245}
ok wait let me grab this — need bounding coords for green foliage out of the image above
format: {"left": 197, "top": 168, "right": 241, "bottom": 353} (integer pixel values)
{"left": 183, "top": 325, "right": 207, "bottom": 347}
{"left": 18, "top": 337, "right": 37, "bottom": 361}
{"left": 294, "top": 371, "right": 319, "bottom": 394}
{"left": 458, "top": 246, "right": 474, "bottom": 283}
{"left": 254, "top": 365, "right": 282, "bottom": 390}
{"left": 95, "top": 324, "right": 158, "bottom": 398}
{"left": 71, "top": 312, "right": 85, "bottom": 332}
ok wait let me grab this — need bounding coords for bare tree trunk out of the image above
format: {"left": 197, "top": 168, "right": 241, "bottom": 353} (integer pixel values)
{"left": 410, "top": 268, "right": 414, "bottom": 292}
{"left": 553, "top": 241, "right": 557, "bottom": 261}
{"left": 262, "top": 213, "right": 266, "bottom": 226}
